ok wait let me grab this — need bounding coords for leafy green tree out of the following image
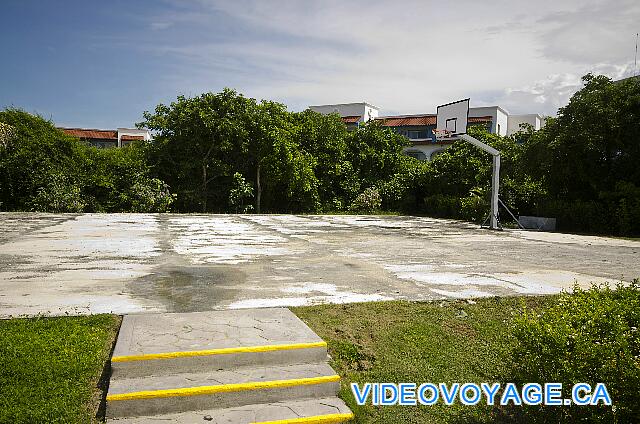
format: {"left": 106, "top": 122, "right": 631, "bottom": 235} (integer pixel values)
{"left": 0, "top": 108, "right": 174, "bottom": 213}
{"left": 523, "top": 74, "right": 640, "bottom": 202}
{"left": 521, "top": 74, "right": 640, "bottom": 234}
{"left": 245, "top": 100, "right": 294, "bottom": 213}
{"left": 293, "top": 110, "right": 354, "bottom": 211}
{"left": 260, "top": 126, "right": 320, "bottom": 213}
{"left": 139, "top": 89, "right": 253, "bottom": 212}
{"left": 346, "top": 120, "right": 409, "bottom": 187}
{"left": 0, "top": 108, "right": 90, "bottom": 211}
{"left": 140, "top": 91, "right": 322, "bottom": 213}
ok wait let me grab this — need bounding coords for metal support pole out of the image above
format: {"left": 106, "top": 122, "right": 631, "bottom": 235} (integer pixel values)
{"left": 490, "top": 154, "right": 500, "bottom": 230}
{"left": 458, "top": 134, "right": 501, "bottom": 230}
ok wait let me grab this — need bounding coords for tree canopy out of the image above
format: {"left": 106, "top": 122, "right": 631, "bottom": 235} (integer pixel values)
{"left": 138, "top": 89, "right": 409, "bottom": 214}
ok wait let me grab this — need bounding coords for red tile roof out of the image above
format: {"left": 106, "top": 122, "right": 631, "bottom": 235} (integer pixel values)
{"left": 121, "top": 135, "right": 144, "bottom": 141}
{"left": 469, "top": 116, "right": 492, "bottom": 123}
{"left": 377, "top": 115, "right": 493, "bottom": 127}
{"left": 341, "top": 116, "right": 361, "bottom": 123}
{"left": 378, "top": 115, "right": 435, "bottom": 126}
{"left": 61, "top": 128, "right": 117, "bottom": 140}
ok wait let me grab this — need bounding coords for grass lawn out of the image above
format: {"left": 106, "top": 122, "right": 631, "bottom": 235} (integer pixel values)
{"left": 0, "top": 314, "right": 121, "bottom": 424}
{"left": 0, "top": 297, "right": 555, "bottom": 423}
{"left": 293, "top": 296, "right": 555, "bottom": 424}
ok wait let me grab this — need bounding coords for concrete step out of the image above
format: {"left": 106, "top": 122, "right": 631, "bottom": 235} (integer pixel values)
{"left": 108, "top": 397, "right": 353, "bottom": 423}
{"left": 111, "top": 308, "right": 327, "bottom": 378}
{"left": 107, "top": 362, "right": 341, "bottom": 418}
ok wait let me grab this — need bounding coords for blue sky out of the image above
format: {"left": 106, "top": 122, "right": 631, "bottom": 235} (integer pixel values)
{"left": 1, "top": 0, "right": 638, "bottom": 129}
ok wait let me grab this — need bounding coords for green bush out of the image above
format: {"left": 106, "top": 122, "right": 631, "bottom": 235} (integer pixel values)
{"left": 508, "top": 282, "right": 640, "bottom": 423}
{"left": 423, "top": 194, "right": 461, "bottom": 218}
{"left": 459, "top": 193, "right": 487, "bottom": 222}
{"left": 127, "top": 177, "right": 175, "bottom": 213}
{"left": 228, "top": 172, "right": 254, "bottom": 213}
{"left": 350, "top": 187, "right": 382, "bottom": 213}
{"left": 28, "top": 173, "right": 86, "bottom": 212}
{"left": 0, "top": 109, "right": 175, "bottom": 213}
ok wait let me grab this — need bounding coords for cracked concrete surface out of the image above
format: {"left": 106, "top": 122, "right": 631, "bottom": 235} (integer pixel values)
{"left": 108, "top": 397, "right": 351, "bottom": 423}
{"left": 113, "top": 309, "right": 323, "bottom": 357}
{"left": 1, "top": 213, "right": 638, "bottom": 317}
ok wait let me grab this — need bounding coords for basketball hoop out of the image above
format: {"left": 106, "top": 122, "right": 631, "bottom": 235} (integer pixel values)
{"left": 433, "top": 128, "right": 453, "bottom": 141}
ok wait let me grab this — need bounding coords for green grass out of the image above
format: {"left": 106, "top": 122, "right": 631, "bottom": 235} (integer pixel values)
{"left": 293, "top": 296, "right": 556, "bottom": 424}
{"left": 0, "top": 314, "right": 121, "bottom": 424}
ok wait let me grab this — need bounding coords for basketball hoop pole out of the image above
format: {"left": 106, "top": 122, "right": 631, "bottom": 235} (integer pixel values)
{"left": 436, "top": 99, "right": 500, "bottom": 230}
{"left": 458, "top": 134, "right": 501, "bottom": 230}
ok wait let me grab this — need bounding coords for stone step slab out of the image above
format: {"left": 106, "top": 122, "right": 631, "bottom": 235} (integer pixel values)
{"left": 107, "top": 360, "right": 340, "bottom": 417}
{"left": 107, "top": 396, "right": 353, "bottom": 423}
{"left": 111, "top": 308, "right": 327, "bottom": 378}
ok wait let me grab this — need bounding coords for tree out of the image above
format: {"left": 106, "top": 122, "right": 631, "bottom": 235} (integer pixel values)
{"left": 292, "top": 110, "right": 353, "bottom": 211}
{"left": 0, "top": 108, "right": 90, "bottom": 211}
{"left": 0, "top": 108, "right": 174, "bottom": 213}
{"left": 139, "top": 89, "right": 254, "bottom": 212}
{"left": 245, "top": 100, "right": 292, "bottom": 213}
{"left": 140, "top": 91, "right": 323, "bottom": 213}
{"left": 523, "top": 74, "right": 640, "bottom": 202}
{"left": 521, "top": 74, "right": 640, "bottom": 234}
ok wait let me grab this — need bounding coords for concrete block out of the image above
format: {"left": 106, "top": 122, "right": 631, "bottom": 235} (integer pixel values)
{"left": 107, "top": 397, "right": 353, "bottom": 423}
{"left": 111, "top": 308, "right": 327, "bottom": 378}
{"left": 518, "top": 215, "right": 557, "bottom": 231}
{"left": 107, "top": 363, "right": 340, "bottom": 418}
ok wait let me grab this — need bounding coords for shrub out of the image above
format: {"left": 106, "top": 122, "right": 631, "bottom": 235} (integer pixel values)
{"left": 228, "top": 172, "right": 254, "bottom": 213}
{"left": 459, "top": 193, "right": 487, "bottom": 222}
{"left": 350, "top": 187, "right": 382, "bottom": 213}
{"left": 508, "top": 282, "right": 640, "bottom": 423}
{"left": 28, "top": 173, "right": 86, "bottom": 212}
{"left": 127, "top": 177, "right": 175, "bottom": 213}
{"left": 423, "top": 194, "right": 460, "bottom": 218}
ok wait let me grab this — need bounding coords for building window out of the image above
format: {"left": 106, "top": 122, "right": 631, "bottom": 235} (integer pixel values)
{"left": 407, "top": 130, "right": 428, "bottom": 139}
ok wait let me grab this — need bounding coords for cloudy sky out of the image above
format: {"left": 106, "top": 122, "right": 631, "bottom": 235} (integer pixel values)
{"left": 1, "top": 0, "right": 638, "bottom": 128}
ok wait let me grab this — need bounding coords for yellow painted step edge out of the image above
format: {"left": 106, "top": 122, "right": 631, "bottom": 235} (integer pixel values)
{"left": 112, "top": 341, "right": 327, "bottom": 363}
{"left": 251, "top": 412, "right": 355, "bottom": 424}
{"left": 106, "top": 374, "right": 340, "bottom": 401}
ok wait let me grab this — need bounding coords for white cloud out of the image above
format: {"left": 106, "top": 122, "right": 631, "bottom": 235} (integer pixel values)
{"left": 142, "top": 0, "right": 640, "bottom": 116}
{"left": 495, "top": 62, "right": 636, "bottom": 115}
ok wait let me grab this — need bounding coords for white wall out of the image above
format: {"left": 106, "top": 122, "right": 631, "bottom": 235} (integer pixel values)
{"left": 117, "top": 128, "right": 151, "bottom": 147}
{"left": 468, "top": 106, "right": 508, "bottom": 136}
{"left": 363, "top": 104, "right": 379, "bottom": 121}
{"left": 507, "top": 114, "right": 544, "bottom": 135}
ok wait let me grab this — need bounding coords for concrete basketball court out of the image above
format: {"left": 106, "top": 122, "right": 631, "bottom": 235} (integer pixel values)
{"left": 0, "top": 213, "right": 638, "bottom": 317}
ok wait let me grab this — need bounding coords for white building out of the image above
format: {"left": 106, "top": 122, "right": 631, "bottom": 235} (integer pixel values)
{"left": 309, "top": 102, "right": 545, "bottom": 160}
{"left": 60, "top": 127, "right": 152, "bottom": 148}
{"left": 309, "top": 102, "right": 379, "bottom": 129}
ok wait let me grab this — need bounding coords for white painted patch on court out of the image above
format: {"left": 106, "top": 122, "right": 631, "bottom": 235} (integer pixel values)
{"left": 430, "top": 287, "right": 495, "bottom": 299}
{"left": 169, "top": 216, "right": 290, "bottom": 264}
{"left": 227, "top": 282, "right": 393, "bottom": 309}
{"left": 383, "top": 264, "right": 566, "bottom": 296}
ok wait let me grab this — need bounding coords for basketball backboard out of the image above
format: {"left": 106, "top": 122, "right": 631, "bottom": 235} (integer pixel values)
{"left": 436, "top": 99, "right": 469, "bottom": 136}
